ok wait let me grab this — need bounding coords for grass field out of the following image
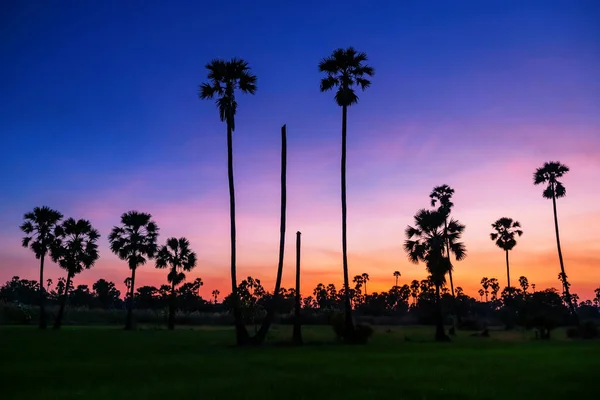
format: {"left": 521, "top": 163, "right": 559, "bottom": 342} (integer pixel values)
{"left": 1, "top": 325, "right": 597, "bottom": 399}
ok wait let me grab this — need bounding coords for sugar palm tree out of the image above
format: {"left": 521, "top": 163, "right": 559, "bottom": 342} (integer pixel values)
{"left": 404, "top": 209, "right": 466, "bottom": 341}
{"left": 393, "top": 271, "right": 401, "bottom": 287}
{"left": 319, "top": 47, "right": 374, "bottom": 337}
{"left": 430, "top": 185, "right": 457, "bottom": 297}
{"left": 109, "top": 211, "right": 159, "bottom": 330}
{"left": 20, "top": 206, "right": 63, "bottom": 329}
{"left": 490, "top": 217, "right": 523, "bottom": 289}
{"left": 51, "top": 218, "right": 100, "bottom": 329}
{"left": 212, "top": 290, "right": 220, "bottom": 304}
{"left": 480, "top": 277, "right": 490, "bottom": 302}
{"left": 199, "top": 58, "right": 256, "bottom": 345}
{"left": 155, "top": 237, "right": 197, "bottom": 330}
{"left": 533, "top": 161, "right": 578, "bottom": 321}
{"left": 361, "top": 272, "right": 370, "bottom": 296}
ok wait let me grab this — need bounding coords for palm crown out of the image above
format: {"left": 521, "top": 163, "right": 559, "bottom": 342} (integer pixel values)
{"left": 20, "top": 206, "right": 64, "bottom": 258}
{"left": 430, "top": 185, "right": 455, "bottom": 216}
{"left": 199, "top": 58, "right": 257, "bottom": 131}
{"left": 156, "top": 237, "right": 197, "bottom": 286}
{"left": 52, "top": 218, "right": 100, "bottom": 275}
{"left": 533, "top": 161, "right": 569, "bottom": 199}
{"left": 490, "top": 217, "right": 523, "bottom": 251}
{"left": 319, "top": 47, "right": 374, "bottom": 107}
{"left": 108, "top": 211, "right": 159, "bottom": 270}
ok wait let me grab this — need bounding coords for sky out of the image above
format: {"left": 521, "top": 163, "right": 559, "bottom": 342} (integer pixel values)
{"left": 1, "top": 0, "right": 599, "bottom": 301}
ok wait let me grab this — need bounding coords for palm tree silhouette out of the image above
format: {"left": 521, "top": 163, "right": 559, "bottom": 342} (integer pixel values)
{"left": 109, "top": 211, "right": 159, "bottom": 330}
{"left": 20, "top": 206, "right": 63, "bottom": 329}
{"left": 212, "top": 290, "right": 220, "bottom": 304}
{"left": 533, "top": 161, "right": 578, "bottom": 322}
{"left": 519, "top": 276, "right": 529, "bottom": 293}
{"left": 410, "top": 279, "right": 420, "bottom": 306}
{"left": 480, "top": 277, "right": 490, "bottom": 302}
{"left": 199, "top": 58, "right": 257, "bottom": 345}
{"left": 404, "top": 209, "right": 465, "bottom": 341}
{"left": 361, "top": 273, "right": 370, "bottom": 296}
{"left": 478, "top": 289, "right": 484, "bottom": 301}
{"left": 51, "top": 218, "right": 100, "bottom": 329}
{"left": 155, "top": 237, "right": 197, "bottom": 330}
{"left": 319, "top": 47, "right": 374, "bottom": 337}
{"left": 490, "top": 217, "right": 523, "bottom": 289}
{"left": 393, "top": 271, "right": 401, "bottom": 287}
{"left": 430, "top": 185, "right": 457, "bottom": 296}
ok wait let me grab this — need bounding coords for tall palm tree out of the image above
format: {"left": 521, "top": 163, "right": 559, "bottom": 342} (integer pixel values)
{"left": 410, "top": 279, "right": 420, "bottom": 306}
{"left": 199, "top": 58, "right": 257, "bottom": 345}
{"left": 20, "top": 206, "right": 63, "bottom": 329}
{"left": 319, "top": 47, "right": 374, "bottom": 337}
{"left": 490, "top": 217, "right": 523, "bottom": 289}
{"left": 155, "top": 237, "right": 198, "bottom": 330}
{"left": 51, "top": 218, "right": 100, "bottom": 329}
{"left": 404, "top": 209, "right": 466, "bottom": 341}
{"left": 480, "top": 277, "right": 490, "bottom": 302}
{"left": 393, "top": 271, "right": 401, "bottom": 287}
{"left": 361, "top": 272, "right": 370, "bottom": 296}
{"left": 293, "top": 231, "right": 303, "bottom": 345}
{"left": 430, "top": 185, "right": 456, "bottom": 297}
{"left": 109, "top": 211, "right": 159, "bottom": 330}
{"left": 533, "top": 161, "right": 578, "bottom": 321}
{"left": 212, "top": 290, "right": 220, "bottom": 304}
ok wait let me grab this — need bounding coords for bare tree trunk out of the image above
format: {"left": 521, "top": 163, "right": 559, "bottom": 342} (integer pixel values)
{"left": 341, "top": 105, "right": 354, "bottom": 338}
{"left": 53, "top": 273, "right": 71, "bottom": 329}
{"left": 444, "top": 220, "right": 455, "bottom": 298}
{"left": 505, "top": 250, "right": 511, "bottom": 288}
{"left": 38, "top": 254, "right": 47, "bottom": 329}
{"left": 255, "top": 125, "right": 287, "bottom": 344}
{"left": 293, "top": 231, "right": 303, "bottom": 345}
{"left": 125, "top": 267, "right": 136, "bottom": 330}
{"left": 434, "top": 284, "right": 450, "bottom": 342}
{"left": 168, "top": 278, "right": 176, "bottom": 330}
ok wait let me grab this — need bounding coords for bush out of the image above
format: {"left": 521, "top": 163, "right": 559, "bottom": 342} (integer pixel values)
{"left": 352, "top": 323, "right": 374, "bottom": 344}
{"left": 0, "top": 302, "right": 33, "bottom": 325}
{"left": 458, "top": 317, "right": 485, "bottom": 331}
{"left": 566, "top": 321, "right": 599, "bottom": 340}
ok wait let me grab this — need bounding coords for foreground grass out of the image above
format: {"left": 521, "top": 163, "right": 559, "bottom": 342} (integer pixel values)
{"left": 1, "top": 325, "right": 597, "bottom": 399}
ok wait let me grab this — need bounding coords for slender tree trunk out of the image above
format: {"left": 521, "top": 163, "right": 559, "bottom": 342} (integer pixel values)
{"left": 168, "top": 278, "right": 176, "bottom": 330}
{"left": 505, "top": 250, "right": 511, "bottom": 288}
{"left": 395, "top": 276, "right": 398, "bottom": 287}
{"left": 293, "top": 231, "right": 303, "bottom": 345}
{"left": 54, "top": 273, "right": 72, "bottom": 329}
{"left": 443, "top": 220, "right": 455, "bottom": 298}
{"left": 255, "top": 125, "right": 287, "bottom": 344}
{"left": 340, "top": 104, "right": 354, "bottom": 337}
{"left": 38, "top": 254, "right": 47, "bottom": 329}
{"left": 125, "top": 267, "right": 136, "bottom": 330}
{"left": 226, "top": 120, "right": 250, "bottom": 345}
{"left": 434, "top": 284, "right": 449, "bottom": 342}
{"left": 552, "top": 191, "right": 578, "bottom": 324}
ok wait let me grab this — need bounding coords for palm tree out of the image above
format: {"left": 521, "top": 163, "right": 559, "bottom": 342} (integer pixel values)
{"left": 20, "top": 206, "right": 63, "bottom": 329}
{"left": 199, "top": 58, "right": 257, "bottom": 345}
{"left": 533, "top": 161, "right": 578, "bottom": 321}
{"left": 212, "top": 290, "right": 220, "bottom": 304}
{"left": 519, "top": 276, "right": 529, "bottom": 294}
{"left": 361, "top": 273, "right": 370, "bottom": 296}
{"left": 430, "top": 185, "right": 457, "bottom": 296}
{"left": 480, "top": 277, "right": 490, "bottom": 302}
{"left": 109, "top": 211, "right": 159, "bottom": 330}
{"left": 404, "top": 209, "right": 466, "bottom": 341}
{"left": 51, "top": 218, "right": 100, "bottom": 329}
{"left": 319, "top": 47, "right": 374, "bottom": 337}
{"left": 293, "top": 231, "right": 303, "bottom": 345}
{"left": 155, "top": 237, "right": 197, "bottom": 330}
{"left": 410, "top": 279, "right": 420, "bottom": 306}
{"left": 490, "top": 217, "right": 523, "bottom": 289}
{"left": 393, "top": 271, "right": 401, "bottom": 287}
{"left": 478, "top": 289, "right": 484, "bottom": 301}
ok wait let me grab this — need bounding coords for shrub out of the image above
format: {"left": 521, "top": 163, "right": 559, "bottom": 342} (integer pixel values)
{"left": 458, "top": 317, "right": 485, "bottom": 331}
{"left": 566, "top": 321, "right": 599, "bottom": 340}
{"left": 0, "top": 302, "right": 33, "bottom": 325}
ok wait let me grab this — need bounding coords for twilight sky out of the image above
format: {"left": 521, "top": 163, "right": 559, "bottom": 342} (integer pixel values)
{"left": 1, "top": 0, "right": 599, "bottom": 300}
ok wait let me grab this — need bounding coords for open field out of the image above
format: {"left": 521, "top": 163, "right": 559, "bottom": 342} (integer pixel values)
{"left": 1, "top": 325, "right": 597, "bottom": 400}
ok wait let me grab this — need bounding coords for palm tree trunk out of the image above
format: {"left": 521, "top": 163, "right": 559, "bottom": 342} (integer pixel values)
{"left": 505, "top": 250, "right": 511, "bottom": 288}
{"left": 395, "top": 276, "right": 398, "bottom": 287}
{"left": 54, "top": 273, "right": 72, "bottom": 329}
{"left": 255, "top": 125, "right": 287, "bottom": 344}
{"left": 443, "top": 220, "right": 455, "bottom": 297}
{"left": 340, "top": 104, "right": 354, "bottom": 337}
{"left": 552, "top": 192, "right": 578, "bottom": 324}
{"left": 38, "top": 254, "right": 47, "bottom": 329}
{"left": 125, "top": 267, "right": 136, "bottom": 330}
{"left": 434, "top": 284, "right": 449, "bottom": 342}
{"left": 168, "top": 278, "right": 176, "bottom": 330}
{"left": 293, "top": 231, "right": 303, "bottom": 345}
{"left": 226, "top": 120, "right": 250, "bottom": 345}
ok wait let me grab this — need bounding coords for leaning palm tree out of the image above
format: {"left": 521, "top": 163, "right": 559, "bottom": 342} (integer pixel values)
{"left": 51, "top": 218, "right": 100, "bottom": 329}
{"left": 430, "top": 185, "right": 457, "bottom": 297}
{"left": 155, "top": 237, "right": 198, "bottom": 330}
{"left": 393, "top": 271, "right": 401, "bottom": 287}
{"left": 404, "top": 209, "right": 466, "bottom": 341}
{"left": 490, "top": 217, "right": 523, "bottom": 289}
{"left": 109, "top": 211, "right": 159, "bottom": 330}
{"left": 319, "top": 47, "right": 374, "bottom": 337}
{"left": 199, "top": 58, "right": 256, "bottom": 345}
{"left": 533, "top": 161, "right": 578, "bottom": 321}
{"left": 20, "top": 206, "right": 63, "bottom": 329}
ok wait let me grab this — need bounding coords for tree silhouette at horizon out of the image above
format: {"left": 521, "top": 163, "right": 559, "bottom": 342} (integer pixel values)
{"left": 490, "top": 217, "right": 523, "bottom": 289}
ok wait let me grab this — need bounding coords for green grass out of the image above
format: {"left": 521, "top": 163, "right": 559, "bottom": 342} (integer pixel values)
{"left": 1, "top": 325, "right": 597, "bottom": 399}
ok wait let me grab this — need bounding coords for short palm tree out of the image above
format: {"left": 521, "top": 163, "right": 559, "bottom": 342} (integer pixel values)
{"left": 51, "top": 218, "right": 100, "bottom": 329}
{"left": 319, "top": 47, "right": 374, "bottom": 337}
{"left": 199, "top": 58, "right": 256, "bottom": 345}
{"left": 109, "top": 211, "right": 159, "bottom": 330}
{"left": 393, "top": 271, "right": 401, "bottom": 287}
{"left": 533, "top": 161, "right": 578, "bottom": 321}
{"left": 361, "top": 272, "right": 370, "bottom": 296}
{"left": 404, "top": 209, "right": 466, "bottom": 341}
{"left": 430, "top": 185, "right": 457, "bottom": 297}
{"left": 155, "top": 237, "right": 197, "bottom": 330}
{"left": 212, "top": 289, "right": 220, "bottom": 304}
{"left": 20, "top": 206, "right": 63, "bottom": 329}
{"left": 490, "top": 217, "right": 523, "bottom": 289}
